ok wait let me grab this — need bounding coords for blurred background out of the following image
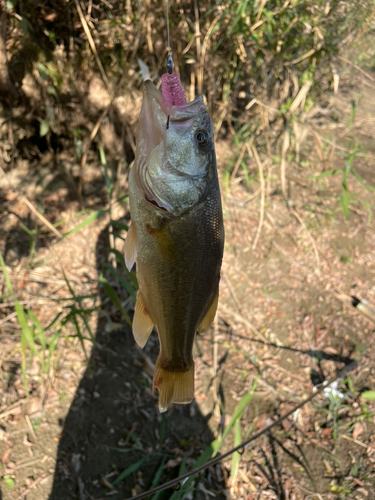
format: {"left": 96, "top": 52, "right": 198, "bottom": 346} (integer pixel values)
{"left": 0, "top": 0, "right": 374, "bottom": 499}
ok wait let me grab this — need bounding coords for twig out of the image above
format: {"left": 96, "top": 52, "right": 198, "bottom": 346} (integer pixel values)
{"left": 0, "top": 399, "right": 25, "bottom": 420}
{"left": 219, "top": 302, "right": 268, "bottom": 343}
{"left": 0, "top": 310, "right": 17, "bottom": 327}
{"left": 21, "top": 197, "right": 63, "bottom": 239}
{"left": 248, "top": 143, "right": 265, "bottom": 250}
{"left": 260, "top": 106, "right": 271, "bottom": 156}
{"left": 200, "top": 14, "right": 221, "bottom": 95}
{"left": 74, "top": 0, "right": 110, "bottom": 92}
{"left": 20, "top": 473, "right": 51, "bottom": 497}
{"left": 263, "top": 361, "right": 307, "bottom": 383}
{"left": 296, "top": 484, "right": 324, "bottom": 500}
{"left": 337, "top": 55, "right": 375, "bottom": 82}
{"left": 341, "top": 434, "right": 367, "bottom": 448}
{"left": 182, "top": 36, "right": 195, "bottom": 55}
{"left": 230, "top": 142, "right": 247, "bottom": 182}
{"left": 214, "top": 100, "right": 230, "bottom": 136}
{"left": 25, "top": 415, "right": 37, "bottom": 442}
{"left": 243, "top": 186, "right": 262, "bottom": 203}
{"left": 256, "top": 0, "right": 267, "bottom": 21}
{"left": 280, "top": 125, "right": 290, "bottom": 199}
{"left": 245, "top": 98, "right": 280, "bottom": 115}
{"left": 287, "top": 80, "right": 312, "bottom": 116}
{"left": 284, "top": 48, "right": 316, "bottom": 66}
{"left": 15, "top": 456, "right": 47, "bottom": 470}
{"left": 0, "top": 405, "right": 23, "bottom": 420}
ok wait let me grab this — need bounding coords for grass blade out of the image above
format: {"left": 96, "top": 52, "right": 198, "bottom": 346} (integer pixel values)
{"left": 99, "top": 275, "right": 132, "bottom": 327}
{"left": 111, "top": 220, "right": 129, "bottom": 232}
{"left": 213, "top": 377, "right": 258, "bottom": 456}
{"left": 103, "top": 263, "right": 137, "bottom": 300}
{"left": 27, "top": 310, "right": 47, "bottom": 352}
{"left": 310, "top": 169, "right": 339, "bottom": 180}
{"left": 62, "top": 210, "right": 108, "bottom": 239}
{"left": 230, "top": 420, "right": 241, "bottom": 490}
{"left": 0, "top": 252, "right": 13, "bottom": 294}
{"left": 150, "top": 456, "right": 167, "bottom": 500}
{"left": 169, "top": 443, "right": 215, "bottom": 500}
{"left": 71, "top": 314, "right": 90, "bottom": 365}
{"left": 169, "top": 458, "right": 187, "bottom": 500}
{"left": 15, "top": 301, "right": 30, "bottom": 396}
{"left": 351, "top": 167, "right": 375, "bottom": 192}
{"left": 109, "top": 248, "right": 138, "bottom": 289}
{"left": 112, "top": 456, "right": 148, "bottom": 486}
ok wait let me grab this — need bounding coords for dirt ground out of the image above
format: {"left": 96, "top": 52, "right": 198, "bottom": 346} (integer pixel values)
{"left": 0, "top": 67, "right": 374, "bottom": 500}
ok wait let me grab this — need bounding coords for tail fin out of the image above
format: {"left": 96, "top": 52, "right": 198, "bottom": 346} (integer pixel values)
{"left": 153, "top": 357, "right": 194, "bottom": 413}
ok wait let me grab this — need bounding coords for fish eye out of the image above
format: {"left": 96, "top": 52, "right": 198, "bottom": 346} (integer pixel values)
{"left": 196, "top": 129, "right": 210, "bottom": 147}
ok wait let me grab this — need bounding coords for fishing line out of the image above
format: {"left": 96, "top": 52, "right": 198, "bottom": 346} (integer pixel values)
{"left": 165, "top": 0, "right": 172, "bottom": 73}
{"left": 166, "top": 0, "right": 170, "bottom": 54}
{"left": 123, "top": 359, "right": 358, "bottom": 500}
{"left": 165, "top": 0, "right": 172, "bottom": 134}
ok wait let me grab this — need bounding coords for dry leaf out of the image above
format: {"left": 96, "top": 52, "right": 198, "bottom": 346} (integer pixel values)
{"left": 322, "top": 427, "right": 333, "bottom": 439}
{"left": 99, "top": 477, "right": 116, "bottom": 492}
{"left": 164, "top": 457, "right": 183, "bottom": 468}
{"left": 1, "top": 447, "right": 12, "bottom": 463}
{"left": 27, "top": 397, "right": 41, "bottom": 415}
{"left": 23, "top": 435, "right": 34, "bottom": 447}
{"left": 356, "top": 488, "right": 369, "bottom": 497}
{"left": 353, "top": 421, "right": 364, "bottom": 440}
{"left": 255, "top": 413, "right": 268, "bottom": 429}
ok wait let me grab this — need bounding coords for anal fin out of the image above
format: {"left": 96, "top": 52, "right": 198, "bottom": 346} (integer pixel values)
{"left": 124, "top": 223, "right": 137, "bottom": 271}
{"left": 133, "top": 291, "right": 154, "bottom": 348}
{"left": 153, "top": 357, "right": 194, "bottom": 413}
{"left": 197, "top": 290, "right": 219, "bottom": 334}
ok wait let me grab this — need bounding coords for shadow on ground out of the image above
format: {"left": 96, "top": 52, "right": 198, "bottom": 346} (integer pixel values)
{"left": 48, "top": 224, "right": 226, "bottom": 500}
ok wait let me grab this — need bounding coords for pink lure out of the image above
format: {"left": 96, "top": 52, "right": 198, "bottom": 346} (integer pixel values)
{"left": 161, "top": 72, "right": 186, "bottom": 107}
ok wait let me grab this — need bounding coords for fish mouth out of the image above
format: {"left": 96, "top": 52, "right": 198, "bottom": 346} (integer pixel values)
{"left": 136, "top": 80, "right": 211, "bottom": 214}
{"left": 141, "top": 80, "right": 205, "bottom": 135}
{"left": 145, "top": 196, "right": 167, "bottom": 211}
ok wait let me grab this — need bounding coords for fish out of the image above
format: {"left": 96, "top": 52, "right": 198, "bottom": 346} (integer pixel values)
{"left": 124, "top": 70, "right": 224, "bottom": 412}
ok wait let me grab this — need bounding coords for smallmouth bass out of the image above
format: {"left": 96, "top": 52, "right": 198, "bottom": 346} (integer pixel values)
{"left": 125, "top": 73, "right": 224, "bottom": 412}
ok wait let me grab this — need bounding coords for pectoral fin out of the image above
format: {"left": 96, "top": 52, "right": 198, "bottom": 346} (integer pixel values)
{"left": 198, "top": 290, "right": 219, "bottom": 334}
{"left": 124, "top": 223, "right": 137, "bottom": 271}
{"left": 133, "top": 292, "right": 154, "bottom": 348}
